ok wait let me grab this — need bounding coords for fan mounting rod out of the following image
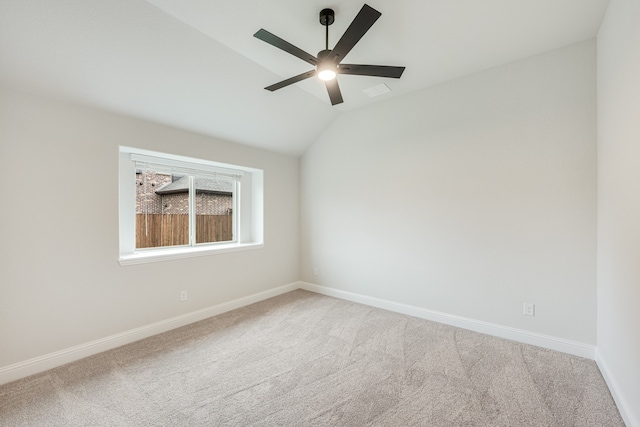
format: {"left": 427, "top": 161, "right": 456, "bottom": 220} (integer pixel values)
{"left": 319, "top": 9, "right": 334, "bottom": 50}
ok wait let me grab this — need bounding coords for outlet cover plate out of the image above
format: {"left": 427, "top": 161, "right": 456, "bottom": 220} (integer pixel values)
{"left": 523, "top": 303, "right": 535, "bottom": 316}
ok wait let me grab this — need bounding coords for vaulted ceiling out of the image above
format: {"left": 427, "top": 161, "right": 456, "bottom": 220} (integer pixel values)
{"left": 0, "top": 0, "right": 610, "bottom": 156}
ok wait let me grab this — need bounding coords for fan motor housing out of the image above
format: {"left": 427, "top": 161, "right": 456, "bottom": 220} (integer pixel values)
{"left": 317, "top": 49, "right": 332, "bottom": 61}
{"left": 319, "top": 9, "right": 335, "bottom": 26}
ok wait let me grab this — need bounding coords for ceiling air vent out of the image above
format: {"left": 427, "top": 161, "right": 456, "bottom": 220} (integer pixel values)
{"left": 363, "top": 83, "right": 391, "bottom": 97}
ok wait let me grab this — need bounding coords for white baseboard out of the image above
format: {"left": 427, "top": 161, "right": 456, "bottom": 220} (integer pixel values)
{"left": 299, "top": 282, "right": 596, "bottom": 360}
{"left": 596, "top": 350, "right": 638, "bottom": 427}
{"left": 0, "top": 281, "right": 600, "bottom": 387}
{"left": 0, "top": 282, "right": 299, "bottom": 386}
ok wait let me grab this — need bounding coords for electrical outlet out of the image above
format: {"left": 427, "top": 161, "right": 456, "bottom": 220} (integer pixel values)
{"left": 523, "top": 303, "right": 535, "bottom": 316}
{"left": 313, "top": 267, "right": 318, "bottom": 276}
{"left": 180, "top": 290, "right": 188, "bottom": 302}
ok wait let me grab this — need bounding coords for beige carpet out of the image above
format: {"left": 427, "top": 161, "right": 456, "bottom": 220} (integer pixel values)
{"left": 0, "top": 290, "right": 624, "bottom": 426}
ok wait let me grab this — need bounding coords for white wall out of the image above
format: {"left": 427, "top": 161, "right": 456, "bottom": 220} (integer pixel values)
{"left": 0, "top": 86, "right": 299, "bottom": 369}
{"left": 597, "top": 0, "right": 640, "bottom": 424}
{"left": 301, "top": 40, "right": 597, "bottom": 345}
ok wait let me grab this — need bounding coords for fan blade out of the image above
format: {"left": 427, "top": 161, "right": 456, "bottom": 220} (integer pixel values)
{"left": 328, "top": 4, "right": 381, "bottom": 63}
{"left": 254, "top": 29, "right": 318, "bottom": 66}
{"left": 339, "top": 64, "right": 405, "bottom": 78}
{"left": 325, "top": 79, "right": 343, "bottom": 105}
{"left": 265, "top": 70, "right": 317, "bottom": 91}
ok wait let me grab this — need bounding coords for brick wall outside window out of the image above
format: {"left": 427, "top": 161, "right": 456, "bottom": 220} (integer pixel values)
{"left": 136, "top": 171, "right": 232, "bottom": 215}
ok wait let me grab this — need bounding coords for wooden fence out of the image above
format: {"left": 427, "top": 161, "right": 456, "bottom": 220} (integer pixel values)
{"left": 136, "top": 214, "right": 232, "bottom": 248}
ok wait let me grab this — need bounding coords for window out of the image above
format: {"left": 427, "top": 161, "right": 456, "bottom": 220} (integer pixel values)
{"left": 134, "top": 164, "right": 237, "bottom": 249}
{"left": 119, "top": 147, "right": 263, "bottom": 265}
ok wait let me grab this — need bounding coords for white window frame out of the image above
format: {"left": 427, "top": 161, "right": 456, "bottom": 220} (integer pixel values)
{"left": 119, "top": 147, "right": 263, "bottom": 266}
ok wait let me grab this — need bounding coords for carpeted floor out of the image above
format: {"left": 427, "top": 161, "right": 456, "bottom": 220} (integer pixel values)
{"left": 0, "top": 290, "right": 624, "bottom": 426}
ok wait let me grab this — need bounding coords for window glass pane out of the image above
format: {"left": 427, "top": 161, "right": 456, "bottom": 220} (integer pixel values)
{"left": 136, "top": 170, "right": 189, "bottom": 248}
{"left": 195, "top": 176, "right": 234, "bottom": 244}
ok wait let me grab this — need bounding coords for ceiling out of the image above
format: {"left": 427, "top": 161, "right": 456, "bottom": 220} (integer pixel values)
{"left": 0, "top": 0, "right": 610, "bottom": 156}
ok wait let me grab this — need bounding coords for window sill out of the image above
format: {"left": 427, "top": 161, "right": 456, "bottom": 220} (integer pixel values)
{"left": 118, "top": 242, "right": 263, "bottom": 266}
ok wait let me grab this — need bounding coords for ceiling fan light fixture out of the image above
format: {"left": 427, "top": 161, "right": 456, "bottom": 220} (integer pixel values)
{"left": 317, "top": 69, "right": 336, "bottom": 81}
{"left": 317, "top": 62, "right": 337, "bottom": 81}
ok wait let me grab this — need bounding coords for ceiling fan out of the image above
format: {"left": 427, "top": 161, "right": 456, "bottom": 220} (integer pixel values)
{"left": 254, "top": 4, "right": 406, "bottom": 106}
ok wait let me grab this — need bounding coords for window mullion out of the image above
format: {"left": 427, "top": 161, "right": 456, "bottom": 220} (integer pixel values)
{"left": 189, "top": 176, "right": 196, "bottom": 246}
{"left": 234, "top": 180, "right": 240, "bottom": 243}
